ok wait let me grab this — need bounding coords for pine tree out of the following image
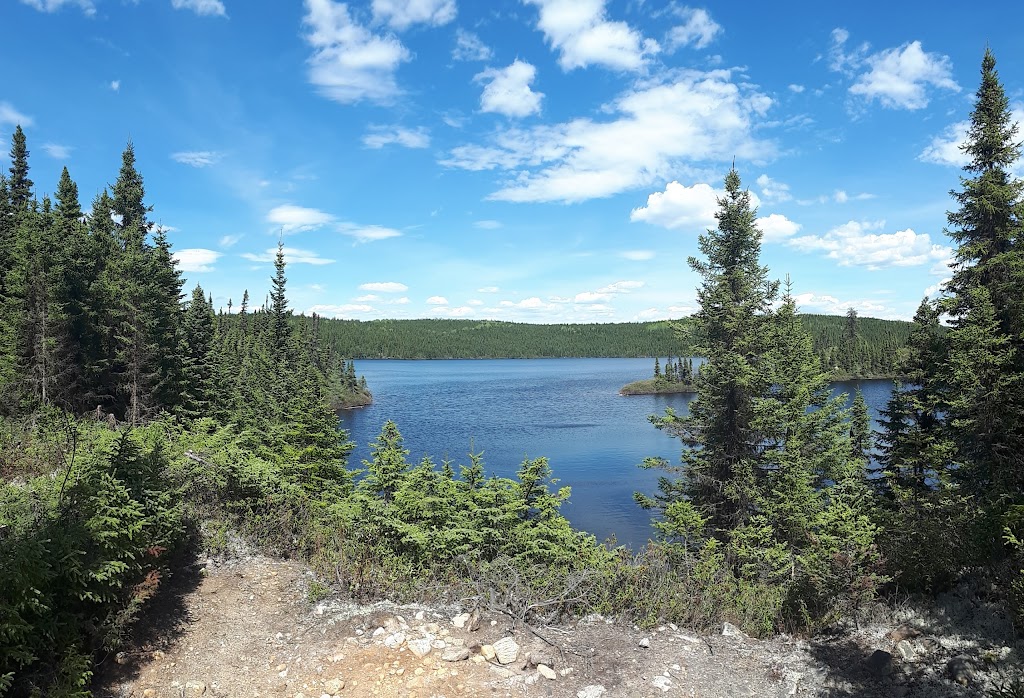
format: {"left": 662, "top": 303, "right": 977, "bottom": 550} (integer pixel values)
{"left": 180, "top": 285, "right": 216, "bottom": 417}
{"left": 7, "top": 126, "right": 33, "bottom": 211}
{"left": 941, "top": 49, "right": 1024, "bottom": 503}
{"left": 267, "top": 241, "right": 291, "bottom": 365}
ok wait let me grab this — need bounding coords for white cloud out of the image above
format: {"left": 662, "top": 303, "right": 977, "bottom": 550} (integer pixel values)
{"left": 42, "top": 143, "right": 72, "bottom": 160}
{"left": 598, "top": 280, "right": 644, "bottom": 293}
{"left": 667, "top": 304, "right": 696, "bottom": 315}
{"left": 392, "top": 296, "right": 411, "bottom": 304}
{"left": 833, "top": 189, "right": 848, "bottom": 204}
{"left": 924, "top": 279, "right": 950, "bottom": 299}
{"left": 636, "top": 307, "right": 665, "bottom": 320}
{"left": 477, "top": 286, "right": 500, "bottom": 293}
{"left": 308, "top": 303, "right": 375, "bottom": 317}
{"left": 524, "top": 0, "right": 659, "bottom": 72}
{"left": 474, "top": 220, "right": 502, "bottom": 229}
{"left": 110, "top": 80, "right": 121, "bottom": 91}
{"left": 267, "top": 204, "right": 334, "bottom": 233}
{"left": 452, "top": 28, "right": 492, "bottom": 61}
{"left": 372, "top": 0, "right": 455, "bottom": 30}
{"left": 174, "top": 248, "right": 222, "bottom": 272}
{"left": 833, "top": 189, "right": 874, "bottom": 203}
{"left": 171, "top": 150, "right": 223, "bottom": 167}
{"left": 444, "top": 69, "right": 774, "bottom": 203}
{"left": 0, "top": 102, "right": 33, "bottom": 128}
{"left": 467, "top": 299, "right": 484, "bottom": 306}
{"left": 302, "top": 0, "right": 411, "bottom": 105}
{"left": 499, "top": 297, "right": 551, "bottom": 310}
{"left": 360, "top": 281, "right": 408, "bottom": 292}
{"left": 830, "top": 30, "right": 958, "bottom": 110}
{"left": 575, "top": 291, "right": 611, "bottom": 303}
{"left": 435, "top": 305, "right": 474, "bottom": 317}
{"left": 666, "top": 7, "right": 722, "bottom": 51}
{"left": 18, "top": 0, "right": 94, "bottom": 15}
{"left": 920, "top": 108, "right": 1024, "bottom": 168}
{"left": 790, "top": 292, "right": 902, "bottom": 320}
{"left": 632, "top": 181, "right": 762, "bottom": 230}
{"left": 171, "top": 0, "right": 227, "bottom": 17}
{"left": 242, "top": 247, "right": 335, "bottom": 265}
{"left": 620, "top": 250, "right": 654, "bottom": 261}
{"left": 337, "top": 223, "right": 402, "bottom": 242}
{"left": 756, "top": 213, "right": 801, "bottom": 242}
{"left": 426, "top": 295, "right": 449, "bottom": 305}
{"left": 788, "top": 84, "right": 805, "bottom": 93}
{"left": 475, "top": 60, "right": 544, "bottom": 118}
{"left": 789, "top": 220, "right": 953, "bottom": 270}
{"left": 219, "top": 234, "right": 243, "bottom": 248}
{"left": 362, "top": 125, "right": 430, "bottom": 149}
{"left": 756, "top": 173, "right": 791, "bottom": 202}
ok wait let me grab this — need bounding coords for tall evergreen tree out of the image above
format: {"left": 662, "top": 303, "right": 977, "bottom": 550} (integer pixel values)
{"left": 7, "top": 125, "right": 33, "bottom": 211}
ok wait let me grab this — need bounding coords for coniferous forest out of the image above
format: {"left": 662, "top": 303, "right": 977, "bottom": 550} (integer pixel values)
{"left": 1, "top": 50, "right": 1023, "bottom": 697}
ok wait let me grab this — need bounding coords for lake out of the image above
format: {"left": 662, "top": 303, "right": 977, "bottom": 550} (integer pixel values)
{"left": 337, "top": 358, "right": 894, "bottom": 550}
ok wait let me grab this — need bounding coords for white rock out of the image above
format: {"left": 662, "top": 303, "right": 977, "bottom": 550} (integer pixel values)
{"left": 651, "top": 676, "right": 672, "bottom": 692}
{"left": 722, "top": 622, "right": 744, "bottom": 637}
{"left": 414, "top": 610, "right": 425, "bottom": 620}
{"left": 639, "top": 638, "right": 651, "bottom": 648}
{"left": 492, "top": 637, "right": 520, "bottom": 665}
{"left": 452, "top": 613, "right": 470, "bottom": 628}
{"left": 537, "top": 664, "right": 557, "bottom": 680}
{"left": 441, "top": 647, "right": 471, "bottom": 662}
{"left": 407, "top": 638, "right": 432, "bottom": 659}
{"left": 383, "top": 632, "right": 405, "bottom": 649}
{"left": 577, "top": 686, "right": 607, "bottom": 698}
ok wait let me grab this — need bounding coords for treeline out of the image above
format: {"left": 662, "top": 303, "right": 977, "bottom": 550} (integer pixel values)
{"left": 0, "top": 134, "right": 370, "bottom": 694}
{"left": 0, "top": 129, "right": 368, "bottom": 423}
{"left": 318, "top": 315, "right": 913, "bottom": 377}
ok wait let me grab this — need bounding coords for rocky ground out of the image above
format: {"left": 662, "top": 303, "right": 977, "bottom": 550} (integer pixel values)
{"left": 96, "top": 555, "right": 1023, "bottom": 698}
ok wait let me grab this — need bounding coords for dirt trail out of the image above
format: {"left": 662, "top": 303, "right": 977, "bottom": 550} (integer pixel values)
{"left": 96, "top": 556, "right": 1021, "bottom": 698}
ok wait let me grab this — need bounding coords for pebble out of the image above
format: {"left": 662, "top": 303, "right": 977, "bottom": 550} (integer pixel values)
{"left": 895, "top": 640, "right": 915, "bottom": 662}
{"left": 722, "top": 622, "right": 744, "bottom": 637}
{"left": 639, "top": 638, "right": 650, "bottom": 648}
{"left": 407, "top": 638, "right": 433, "bottom": 659}
{"left": 577, "top": 686, "right": 607, "bottom": 698}
{"left": 537, "top": 664, "right": 557, "bottom": 680}
{"left": 481, "top": 645, "right": 496, "bottom": 661}
{"left": 442, "top": 647, "right": 471, "bottom": 662}
{"left": 323, "top": 678, "right": 344, "bottom": 695}
{"left": 651, "top": 676, "right": 672, "bottom": 692}
{"left": 492, "top": 637, "right": 520, "bottom": 665}
{"left": 452, "top": 613, "right": 470, "bottom": 629}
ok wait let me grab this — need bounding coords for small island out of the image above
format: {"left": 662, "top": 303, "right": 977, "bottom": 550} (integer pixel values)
{"left": 620, "top": 357, "right": 699, "bottom": 395}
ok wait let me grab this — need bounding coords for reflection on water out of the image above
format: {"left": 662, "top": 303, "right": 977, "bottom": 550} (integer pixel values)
{"left": 339, "top": 359, "right": 894, "bottom": 550}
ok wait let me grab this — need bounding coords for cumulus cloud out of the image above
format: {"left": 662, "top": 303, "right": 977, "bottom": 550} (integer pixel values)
{"left": 756, "top": 173, "right": 791, "bottom": 202}
{"left": 359, "top": 281, "right": 408, "bottom": 292}
{"left": 524, "top": 0, "right": 659, "bottom": 72}
{"left": 362, "top": 125, "right": 430, "bottom": 149}
{"left": 632, "top": 181, "right": 762, "bottom": 230}
{"left": 789, "top": 220, "right": 953, "bottom": 270}
{"left": 337, "top": 223, "right": 402, "bottom": 242}
{"left": 42, "top": 143, "right": 72, "bottom": 160}
{"left": 443, "top": 69, "right": 774, "bottom": 203}
{"left": 756, "top": 213, "right": 801, "bottom": 242}
{"left": 475, "top": 60, "right": 544, "bottom": 118}
{"left": 426, "top": 295, "right": 449, "bottom": 305}
{"left": 308, "top": 303, "right": 375, "bottom": 317}
{"left": 372, "top": 0, "right": 455, "bottom": 30}
{"left": 174, "top": 248, "right": 222, "bottom": 272}
{"left": 920, "top": 107, "right": 1024, "bottom": 168}
{"left": 302, "top": 0, "right": 411, "bottom": 104}
{"left": 788, "top": 84, "right": 805, "bottom": 93}
{"left": 575, "top": 291, "right": 610, "bottom": 303}
{"left": 499, "top": 297, "right": 550, "bottom": 310}
{"left": 829, "top": 29, "right": 958, "bottom": 110}
{"left": 267, "top": 204, "right": 334, "bottom": 233}
{"left": 452, "top": 28, "right": 492, "bottom": 61}
{"left": 171, "top": 0, "right": 227, "bottom": 17}
{"left": 620, "top": 250, "right": 654, "bottom": 260}
{"left": 242, "top": 247, "right": 335, "bottom": 265}
{"left": 598, "top": 280, "right": 644, "bottom": 293}
{"left": 0, "top": 102, "right": 33, "bottom": 128}
{"left": 171, "top": 150, "right": 222, "bottom": 167}
{"left": 666, "top": 7, "right": 722, "bottom": 51}
{"left": 18, "top": 0, "right": 94, "bottom": 15}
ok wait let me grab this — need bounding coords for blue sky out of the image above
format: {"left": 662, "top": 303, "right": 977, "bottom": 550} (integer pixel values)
{"left": 2, "top": 0, "right": 1020, "bottom": 322}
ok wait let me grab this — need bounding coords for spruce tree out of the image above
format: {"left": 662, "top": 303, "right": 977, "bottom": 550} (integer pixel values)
{"left": 7, "top": 126, "right": 33, "bottom": 211}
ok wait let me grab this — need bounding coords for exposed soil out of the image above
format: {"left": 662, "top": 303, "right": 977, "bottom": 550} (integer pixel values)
{"left": 96, "top": 555, "right": 1023, "bottom": 698}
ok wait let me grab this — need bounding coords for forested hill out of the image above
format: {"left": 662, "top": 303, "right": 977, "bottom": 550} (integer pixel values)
{"left": 317, "top": 313, "right": 914, "bottom": 376}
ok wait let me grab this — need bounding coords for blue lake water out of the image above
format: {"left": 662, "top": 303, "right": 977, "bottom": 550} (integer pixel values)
{"left": 338, "top": 358, "right": 894, "bottom": 550}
